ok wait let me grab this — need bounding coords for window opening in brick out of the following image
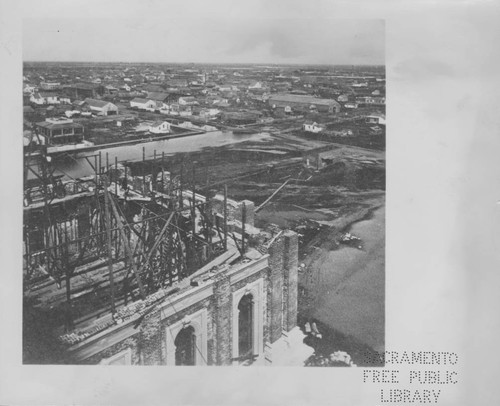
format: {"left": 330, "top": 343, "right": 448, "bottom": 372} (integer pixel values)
{"left": 238, "top": 293, "right": 254, "bottom": 360}
{"left": 174, "top": 325, "right": 196, "bottom": 366}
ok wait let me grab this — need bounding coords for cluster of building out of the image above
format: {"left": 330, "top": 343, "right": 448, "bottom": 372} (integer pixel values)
{"left": 23, "top": 63, "right": 385, "bottom": 148}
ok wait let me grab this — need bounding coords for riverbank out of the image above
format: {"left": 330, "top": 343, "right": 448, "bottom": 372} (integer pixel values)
{"left": 299, "top": 202, "right": 385, "bottom": 359}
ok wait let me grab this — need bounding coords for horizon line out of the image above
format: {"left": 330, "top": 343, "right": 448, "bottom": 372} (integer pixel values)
{"left": 23, "top": 60, "right": 385, "bottom": 67}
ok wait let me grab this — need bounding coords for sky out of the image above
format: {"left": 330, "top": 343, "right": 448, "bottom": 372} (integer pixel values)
{"left": 23, "top": 18, "right": 384, "bottom": 65}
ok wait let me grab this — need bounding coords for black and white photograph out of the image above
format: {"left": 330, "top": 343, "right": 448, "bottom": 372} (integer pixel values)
{"left": 21, "top": 16, "right": 385, "bottom": 367}
{"left": 1, "top": 0, "right": 500, "bottom": 405}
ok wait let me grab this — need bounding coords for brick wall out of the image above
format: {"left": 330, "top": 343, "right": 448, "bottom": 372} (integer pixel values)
{"left": 83, "top": 336, "right": 141, "bottom": 365}
{"left": 210, "top": 196, "right": 255, "bottom": 227}
{"left": 267, "top": 237, "right": 285, "bottom": 343}
{"left": 160, "top": 297, "right": 214, "bottom": 365}
{"left": 139, "top": 310, "right": 163, "bottom": 365}
{"left": 213, "top": 271, "right": 232, "bottom": 365}
{"left": 84, "top": 298, "right": 215, "bottom": 365}
{"left": 76, "top": 230, "right": 298, "bottom": 366}
{"left": 266, "top": 230, "right": 299, "bottom": 341}
{"left": 283, "top": 231, "right": 299, "bottom": 332}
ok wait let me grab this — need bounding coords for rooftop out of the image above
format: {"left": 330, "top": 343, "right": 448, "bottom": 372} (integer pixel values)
{"left": 269, "top": 94, "right": 339, "bottom": 106}
{"left": 36, "top": 121, "right": 84, "bottom": 130}
{"left": 130, "top": 97, "right": 150, "bottom": 104}
{"left": 84, "top": 98, "right": 112, "bottom": 108}
{"left": 147, "top": 92, "right": 169, "bottom": 101}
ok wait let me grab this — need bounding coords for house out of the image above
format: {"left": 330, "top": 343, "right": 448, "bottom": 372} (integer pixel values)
{"left": 40, "top": 82, "right": 60, "bottom": 90}
{"left": 200, "top": 125, "right": 218, "bottom": 132}
{"left": 178, "top": 107, "right": 193, "bottom": 117}
{"left": 269, "top": 94, "right": 341, "bottom": 114}
{"left": 58, "top": 95, "right": 71, "bottom": 104}
{"left": 23, "top": 84, "right": 36, "bottom": 95}
{"left": 165, "top": 78, "right": 188, "bottom": 88}
{"left": 64, "top": 110, "right": 81, "bottom": 118}
{"left": 84, "top": 98, "right": 118, "bottom": 116}
{"left": 218, "top": 84, "right": 238, "bottom": 92}
{"left": 248, "top": 81, "right": 263, "bottom": 89}
{"left": 130, "top": 98, "right": 156, "bottom": 111}
{"left": 72, "top": 100, "right": 86, "bottom": 108}
{"left": 178, "top": 96, "right": 199, "bottom": 106}
{"left": 365, "top": 114, "right": 386, "bottom": 125}
{"left": 30, "top": 92, "right": 59, "bottom": 105}
{"left": 213, "top": 99, "right": 230, "bottom": 108}
{"left": 149, "top": 121, "right": 171, "bottom": 134}
{"left": 105, "top": 85, "right": 119, "bottom": 95}
{"left": 146, "top": 92, "right": 169, "bottom": 109}
{"left": 177, "top": 121, "right": 200, "bottom": 130}
{"left": 303, "top": 121, "right": 324, "bottom": 133}
{"left": 198, "top": 108, "right": 221, "bottom": 119}
{"left": 34, "top": 117, "right": 85, "bottom": 145}
{"left": 208, "top": 96, "right": 229, "bottom": 106}
{"left": 67, "top": 83, "right": 104, "bottom": 99}
{"left": 332, "top": 129, "right": 354, "bottom": 137}
{"left": 369, "top": 126, "right": 383, "bottom": 135}
{"left": 356, "top": 96, "right": 386, "bottom": 106}
{"left": 30, "top": 93, "right": 46, "bottom": 105}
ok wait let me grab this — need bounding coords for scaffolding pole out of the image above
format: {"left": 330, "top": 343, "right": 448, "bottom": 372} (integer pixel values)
{"left": 223, "top": 184, "right": 228, "bottom": 251}
{"left": 104, "top": 176, "right": 116, "bottom": 314}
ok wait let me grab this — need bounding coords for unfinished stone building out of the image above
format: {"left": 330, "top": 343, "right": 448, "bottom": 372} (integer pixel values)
{"left": 23, "top": 151, "right": 311, "bottom": 365}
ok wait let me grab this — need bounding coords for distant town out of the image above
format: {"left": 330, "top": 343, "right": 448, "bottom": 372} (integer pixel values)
{"left": 23, "top": 62, "right": 385, "bottom": 151}
{"left": 23, "top": 62, "right": 385, "bottom": 367}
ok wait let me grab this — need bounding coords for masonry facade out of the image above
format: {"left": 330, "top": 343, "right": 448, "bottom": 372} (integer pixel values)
{"left": 69, "top": 230, "right": 299, "bottom": 366}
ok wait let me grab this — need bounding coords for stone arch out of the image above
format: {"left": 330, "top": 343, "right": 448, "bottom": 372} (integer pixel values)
{"left": 165, "top": 308, "right": 208, "bottom": 365}
{"left": 174, "top": 325, "right": 196, "bottom": 366}
{"left": 237, "top": 293, "right": 254, "bottom": 359}
{"left": 231, "top": 278, "right": 264, "bottom": 365}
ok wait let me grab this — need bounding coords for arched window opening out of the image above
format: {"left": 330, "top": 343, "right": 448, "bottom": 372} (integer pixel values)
{"left": 238, "top": 293, "right": 254, "bottom": 360}
{"left": 174, "top": 325, "right": 196, "bottom": 366}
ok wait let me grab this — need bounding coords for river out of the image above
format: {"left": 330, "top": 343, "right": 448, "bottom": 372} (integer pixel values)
{"left": 47, "top": 130, "right": 272, "bottom": 180}
{"left": 309, "top": 204, "right": 385, "bottom": 353}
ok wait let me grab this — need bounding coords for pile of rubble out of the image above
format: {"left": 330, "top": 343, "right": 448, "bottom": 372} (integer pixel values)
{"left": 305, "top": 350, "right": 357, "bottom": 367}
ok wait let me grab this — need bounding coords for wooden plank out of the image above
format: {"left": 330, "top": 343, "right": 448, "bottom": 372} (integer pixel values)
{"left": 255, "top": 179, "right": 291, "bottom": 213}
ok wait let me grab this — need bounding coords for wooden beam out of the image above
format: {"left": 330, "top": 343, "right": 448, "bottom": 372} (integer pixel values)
{"left": 255, "top": 179, "right": 291, "bottom": 213}
{"left": 104, "top": 176, "right": 116, "bottom": 313}
{"left": 105, "top": 183, "right": 146, "bottom": 299}
{"left": 137, "top": 211, "right": 175, "bottom": 276}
